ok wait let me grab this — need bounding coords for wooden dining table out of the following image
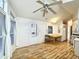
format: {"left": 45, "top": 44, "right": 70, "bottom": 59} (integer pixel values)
{"left": 46, "top": 33, "right": 62, "bottom": 42}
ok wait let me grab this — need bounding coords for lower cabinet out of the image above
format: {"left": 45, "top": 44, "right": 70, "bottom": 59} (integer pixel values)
{"left": 74, "top": 38, "right": 79, "bottom": 56}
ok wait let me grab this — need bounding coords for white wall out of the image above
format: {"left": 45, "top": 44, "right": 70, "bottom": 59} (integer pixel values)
{"left": 67, "top": 20, "right": 72, "bottom": 42}
{"left": 15, "top": 17, "right": 66, "bottom": 48}
{"left": 53, "top": 24, "right": 59, "bottom": 33}
{"left": 15, "top": 17, "right": 54, "bottom": 48}
{"left": 72, "top": 20, "right": 77, "bottom": 32}
{"left": 52, "top": 20, "right": 66, "bottom": 41}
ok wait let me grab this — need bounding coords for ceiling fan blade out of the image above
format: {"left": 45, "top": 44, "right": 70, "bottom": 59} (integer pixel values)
{"left": 37, "top": 0, "right": 45, "bottom": 5}
{"left": 48, "top": 1, "right": 62, "bottom": 6}
{"left": 48, "top": 7, "right": 56, "bottom": 14}
{"left": 43, "top": 9, "right": 46, "bottom": 17}
{"left": 33, "top": 7, "right": 43, "bottom": 13}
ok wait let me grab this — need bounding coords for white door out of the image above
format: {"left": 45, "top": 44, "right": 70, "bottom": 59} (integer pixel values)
{"left": 0, "top": 13, "right": 6, "bottom": 59}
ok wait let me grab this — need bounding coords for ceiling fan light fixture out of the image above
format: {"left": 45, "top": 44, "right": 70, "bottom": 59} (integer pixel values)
{"left": 50, "top": 17, "right": 60, "bottom": 23}
{"left": 62, "top": 0, "right": 74, "bottom": 3}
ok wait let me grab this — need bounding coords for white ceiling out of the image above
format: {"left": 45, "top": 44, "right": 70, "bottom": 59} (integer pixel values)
{"left": 8, "top": 0, "right": 79, "bottom": 21}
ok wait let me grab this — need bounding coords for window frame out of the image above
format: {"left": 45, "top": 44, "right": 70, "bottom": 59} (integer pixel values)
{"left": 0, "top": 0, "right": 4, "bottom": 9}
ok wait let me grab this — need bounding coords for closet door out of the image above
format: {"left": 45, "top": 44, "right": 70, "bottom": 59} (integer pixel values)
{"left": 0, "top": 14, "right": 6, "bottom": 58}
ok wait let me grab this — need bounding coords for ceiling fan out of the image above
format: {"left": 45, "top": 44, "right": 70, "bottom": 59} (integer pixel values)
{"left": 33, "top": 0, "right": 62, "bottom": 17}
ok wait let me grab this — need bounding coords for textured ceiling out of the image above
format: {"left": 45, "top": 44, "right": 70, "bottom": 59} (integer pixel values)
{"left": 8, "top": 0, "right": 79, "bottom": 21}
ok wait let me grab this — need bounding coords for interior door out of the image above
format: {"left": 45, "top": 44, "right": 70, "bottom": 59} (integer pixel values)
{"left": 0, "top": 13, "right": 6, "bottom": 59}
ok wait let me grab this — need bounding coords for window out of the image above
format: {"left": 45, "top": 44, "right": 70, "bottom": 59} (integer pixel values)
{"left": 10, "top": 21, "right": 16, "bottom": 45}
{"left": 48, "top": 26, "right": 53, "bottom": 34}
{"left": 0, "top": 0, "right": 4, "bottom": 9}
{"left": 0, "top": 13, "right": 6, "bottom": 58}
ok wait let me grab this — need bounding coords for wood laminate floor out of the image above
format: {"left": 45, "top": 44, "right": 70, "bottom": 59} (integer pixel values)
{"left": 11, "top": 42, "right": 79, "bottom": 59}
